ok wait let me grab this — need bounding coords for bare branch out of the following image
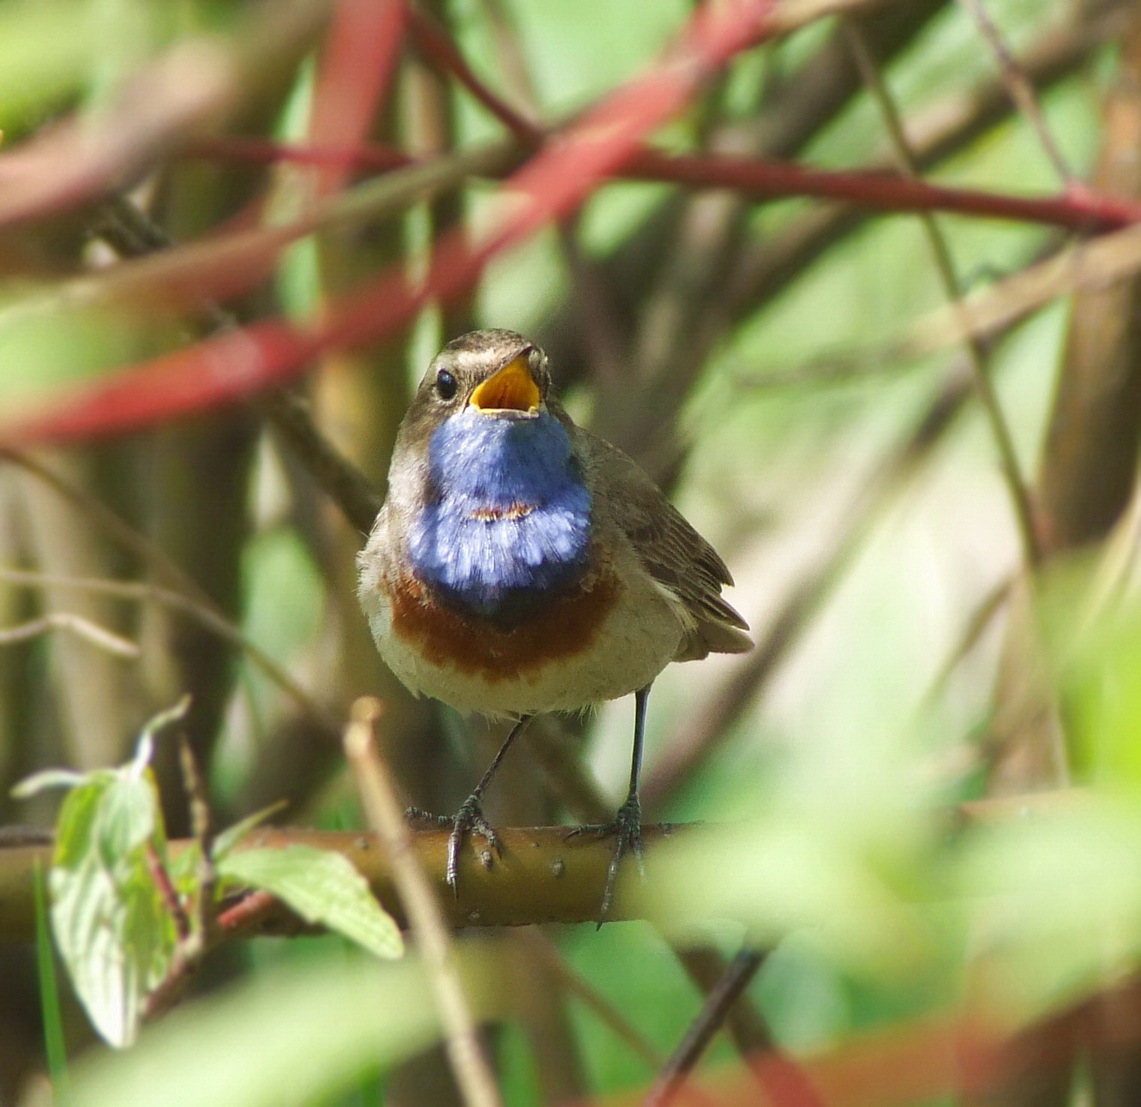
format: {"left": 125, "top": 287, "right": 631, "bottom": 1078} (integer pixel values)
{"left": 0, "top": 613, "right": 138, "bottom": 658}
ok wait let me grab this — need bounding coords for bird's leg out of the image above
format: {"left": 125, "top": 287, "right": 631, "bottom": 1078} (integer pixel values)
{"left": 431, "top": 714, "right": 534, "bottom": 895}
{"left": 569, "top": 684, "right": 651, "bottom": 925}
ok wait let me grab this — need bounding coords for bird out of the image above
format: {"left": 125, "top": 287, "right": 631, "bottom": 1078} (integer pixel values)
{"left": 357, "top": 328, "right": 751, "bottom": 921}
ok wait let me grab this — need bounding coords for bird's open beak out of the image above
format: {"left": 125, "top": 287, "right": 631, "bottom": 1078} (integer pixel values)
{"left": 469, "top": 354, "right": 540, "bottom": 415}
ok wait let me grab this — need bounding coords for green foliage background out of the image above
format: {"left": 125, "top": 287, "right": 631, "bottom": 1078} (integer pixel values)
{"left": 1, "top": 0, "right": 1138, "bottom": 1104}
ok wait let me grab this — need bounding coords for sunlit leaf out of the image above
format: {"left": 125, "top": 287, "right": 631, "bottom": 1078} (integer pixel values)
{"left": 11, "top": 767, "right": 87, "bottom": 797}
{"left": 49, "top": 766, "right": 173, "bottom": 1047}
{"left": 210, "top": 801, "right": 287, "bottom": 863}
{"left": 219, "top": 845, "right": 403, "bottom": 960}
{"left": 23, "top": 699, "right": 192, "bottom": 1047}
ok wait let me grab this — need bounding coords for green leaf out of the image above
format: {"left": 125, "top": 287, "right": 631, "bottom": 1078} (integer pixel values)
{"left": 129, "top": 695, "right": 190, "bottom": 781}
{"left": 49, "top": 768, "right": 173, "bottom": 1047}
{"left": 219, "top": 846, "right": 403, "bottom": 960}
{"left": 18, "top": 698, "right": 194, "bottom": 1047}
{"left": 34, "top": 861, "right": 70, "bottom": 1099}
{"left": 210, "top": 801, "right": 287, "bottom": 863}
{"left": 955, "top": 799, "right": 1141, "bottom": 1017}
{"left": 168, "top": 840, "right": 205, "bottom": 898}
{"left": 11, "top": 767, "right": 87, "bottom": 797}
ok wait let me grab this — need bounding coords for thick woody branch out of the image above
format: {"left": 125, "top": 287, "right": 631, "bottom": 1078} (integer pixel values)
{"left": 0, "top": 824, "right": 685, "bottom": 943}
{"left": 0, "top": 790, "right": 1082, "bottom": 943}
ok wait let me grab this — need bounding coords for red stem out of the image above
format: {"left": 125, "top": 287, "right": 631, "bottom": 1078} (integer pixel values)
{"left": 406, "top": 8, "right": 542, "bottom": 144}
{"left": 184, "top": 136, "right": 1141, "bottom": 235}
{"left": 146, "top": 842, "right": 190, "bottom": 943}
{"left": 216, "top": 889, "right": 278, "bottom": 935}
{"left": 623, "top": 149, "right": 1141, "bottom": 233}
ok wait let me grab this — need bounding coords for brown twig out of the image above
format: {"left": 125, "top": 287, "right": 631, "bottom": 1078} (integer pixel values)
{"left": 674, "top": 947, "right": 775, "bottom": 1062}
{"left": 0, "top": 788, "right": 1092, "bottom": 944}
{"left": 478, "top": 0, "right": 542, "bottom": 112}
{"left": 182, "top": 133, "right": 415, "bottom": 172}
{"left": 140, "top": 722, "right": 229, "bottom": 1022}
{"left": 646, "top": 948, "right": 789, "bottom": 1107}
{"left": 94, "top": 194, "right": 387, "bottom": 537}
{"left": 0, "top": 822, "right": 693, "bottom": 942}
{"left": 0, "top": 567, "right": 339, "bottom": 738}
{"left": 16, "top": 88, "right": 1135, "bottom": 363}
{"left": 919, "top": 575, "right": 1013, "bottom": 715}
{"left": 715, "top": 6, "right": 1119, "bottom": 356}
{"left": 215, "top": 888, "right": 279, "bottom": 936}
{"left": 179, "top": 737, "right": 218, "bottom": 948}
{"left": 0, "top": 446, "right": 219, "bottom": 604}
{"left": 260, "top": 389, "right": 384, "bottom": 536}
{"left": 761, "top": 217, "right": 1141, "bottom": 384}
{"left": 844, "top": 19, "right": 1041, "bottom": 571}
{"left": 142, "top": 864, "right": 201, "bottom": 1022}
{"left": 1037, "top": 5, "right": 1141, "bottom": 555}
{"left": 645, "top": 360, "right": 974, "bottom": 810}
{"left": 956, "top": 0, "right": 1076, "bottom": 186}
{"left": 0, "top": 613, "right": 138, "bottom": 657}
{"left": 344, "top": 697, "right": 504, "bottom": 1107}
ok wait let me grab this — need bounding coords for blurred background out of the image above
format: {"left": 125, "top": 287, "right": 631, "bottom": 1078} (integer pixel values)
{"left": 2, "top": 0, "right": 1141, "bottom": 1103}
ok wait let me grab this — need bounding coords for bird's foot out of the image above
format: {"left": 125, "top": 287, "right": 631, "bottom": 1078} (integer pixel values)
{"left": 403, "top": 800, "right": 503, "bottom": 894}
{"left": 444, "top": 796, "right": 503, "bottom": 896}
{"left": 567, "top": 794, "right": 645, "bottom": 926}
{"left": 405, "top": 806, "right": 452, "bottom": 828}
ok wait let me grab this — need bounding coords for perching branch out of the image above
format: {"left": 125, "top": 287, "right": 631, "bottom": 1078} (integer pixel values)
{"left": 0, "top": 789, "right": 1086, "bottom": 944}
{"left": 0, "top": 823, "right": 688, "bottom": 944}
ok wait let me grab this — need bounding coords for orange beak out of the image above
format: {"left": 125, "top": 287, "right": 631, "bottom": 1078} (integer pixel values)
{"left": 468, "top": 355, "right": 540, "bottom": 414}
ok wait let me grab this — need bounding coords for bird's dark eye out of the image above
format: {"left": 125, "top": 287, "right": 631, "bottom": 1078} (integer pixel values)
{"left": 435, "top": 369, "right": 457, "bottom": 400}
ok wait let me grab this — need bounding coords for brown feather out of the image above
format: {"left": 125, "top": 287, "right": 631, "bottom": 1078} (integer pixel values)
{"left": 572, "top": 424, "right": 752, "bottom": 662}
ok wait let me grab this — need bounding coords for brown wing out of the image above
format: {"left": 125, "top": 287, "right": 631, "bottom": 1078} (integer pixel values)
{"left": 578, "top": 428, "right": 752, "bottom": 661}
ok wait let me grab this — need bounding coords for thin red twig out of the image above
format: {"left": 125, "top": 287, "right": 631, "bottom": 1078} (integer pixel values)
{"left": 215, "top": 889, "right": 279, "bottom": 935}
{"left": 7, "top": 151, "right": 1137, "bottom": 445}
{"left": 177, "top": 139, "right": 1141, "bottom": 234}
{"left": 145, "top": 842, "right": 190, "bottom": 944}
{"left": 624, "top": 149, "right": 1141, "bottom": 233}
{"left": 406, "top": 8, "right": 542, "bottom": 143}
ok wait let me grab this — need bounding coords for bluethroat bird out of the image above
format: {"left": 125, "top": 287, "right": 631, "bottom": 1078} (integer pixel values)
{"left": 357, "top": 329, "right": 751, "bottom": 920}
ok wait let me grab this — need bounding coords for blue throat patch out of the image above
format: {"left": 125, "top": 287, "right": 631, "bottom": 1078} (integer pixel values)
{"left": 408, "top": 408, "right": 592, "bottom": 622}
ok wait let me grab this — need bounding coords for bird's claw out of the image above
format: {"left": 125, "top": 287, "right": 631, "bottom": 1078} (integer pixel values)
{"left": 567, "top": 794, "right": 645, "bottom": 926}
{"left": 404, "top": 805, "right": 452, "bottom": 828}
{"left": 445, "top": 796, "right": 503, "bottom": 897}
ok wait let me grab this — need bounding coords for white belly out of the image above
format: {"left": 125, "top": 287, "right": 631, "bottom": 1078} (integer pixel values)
{"left": 358, "top": 554, "right": 688, "bottom": 717}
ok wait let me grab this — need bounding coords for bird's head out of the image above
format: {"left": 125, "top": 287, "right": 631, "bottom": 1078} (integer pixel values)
{"left": 405, "top": 329, "right": 552, "bottom": 438}
{"left": 387, "top": 329, "right": 573, "bottom": 508}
